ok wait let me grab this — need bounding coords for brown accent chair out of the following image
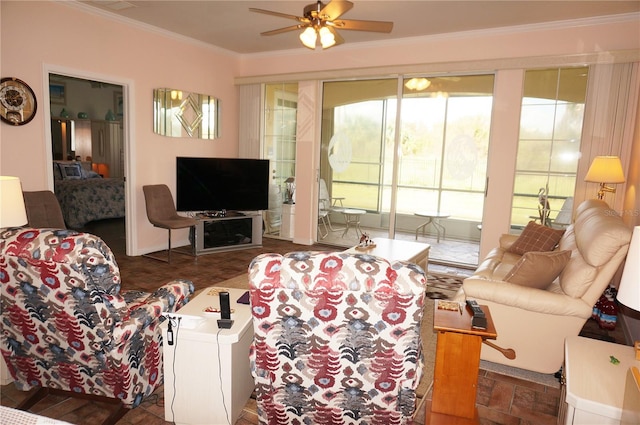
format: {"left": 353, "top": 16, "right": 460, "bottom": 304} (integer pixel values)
{"left": 142, "top": 184, "right": 196, "bottom": 263}
{"left": 22, "top": 190, "right": 66, "bottom": 229}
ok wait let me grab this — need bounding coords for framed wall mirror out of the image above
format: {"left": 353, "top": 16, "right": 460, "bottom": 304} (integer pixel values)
{"left": 153, "top": 88, "right": 220, "bottom": 139}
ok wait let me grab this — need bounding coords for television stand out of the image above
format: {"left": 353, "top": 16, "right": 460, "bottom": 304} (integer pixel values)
{"left": 190, "top": 211, "right": 262, "bottom": 255}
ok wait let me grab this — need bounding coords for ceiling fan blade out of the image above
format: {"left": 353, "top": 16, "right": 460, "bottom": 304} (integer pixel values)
{"left": 249, "top": 8, "right": 306, "bottom": 23}
{"left": 329, "top": 27, "right": 345, "bottom": 46}
{"left": 333, "top": 19, "right": 393, "bottom": 33}
{"left": 319, "top": 0, "right": 354, "bottom": 20}
{"left": 261, "top": 25, "right": 306, "bottom": 36}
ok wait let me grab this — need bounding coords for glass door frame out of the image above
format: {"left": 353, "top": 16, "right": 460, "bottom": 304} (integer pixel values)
{"left": 318, "top": 74, "right": 494, "bottom": 268}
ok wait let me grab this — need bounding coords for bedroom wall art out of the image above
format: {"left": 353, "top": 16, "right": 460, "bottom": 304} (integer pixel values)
{"left": 153, "top": 88, "right": 220, "bottom": 139}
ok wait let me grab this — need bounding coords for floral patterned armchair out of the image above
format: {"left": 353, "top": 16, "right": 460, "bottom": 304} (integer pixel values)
{"left": 248, "top": 251, "right": 427, "bottom": 425}
{"left": 0, "top": 228, "right": 194, "bottom": 423}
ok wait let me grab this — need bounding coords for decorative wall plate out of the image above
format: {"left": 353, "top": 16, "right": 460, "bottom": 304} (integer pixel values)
{"left": 0, "top": 77, "right": 37, "bottom": 126}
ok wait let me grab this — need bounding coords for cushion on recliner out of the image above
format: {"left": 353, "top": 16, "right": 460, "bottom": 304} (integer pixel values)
{"left": 573, "top": 203, "right": 631, "bottom": 267}
{"left": 558, "top": 202, "right": 632, "bottom": 298}
{"left": 507, "top": 221, "right": 565, "bottom": 255}
{"left": 504, "top": 250, "right": 571, "bottom": 289}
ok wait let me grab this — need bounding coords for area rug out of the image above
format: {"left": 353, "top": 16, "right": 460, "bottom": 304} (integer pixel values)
{"left": 426, "top": 272, "right": 463, "bottom": 299}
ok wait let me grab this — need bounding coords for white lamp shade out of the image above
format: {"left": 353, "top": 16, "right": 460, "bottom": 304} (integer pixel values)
{"left": 617, "top": 226, "right": 640, "bottom": 311}
{"left": 299, "top": 27, "right": 317, "bottom": 49}
{"left": 584, "top": 156, "right": 625, "bottom": 183}
{"left": 319, "top": 26, "right": 335, "bottom": 48}
{"left": 0, "top": 176, "right": 27, "bottom": 228}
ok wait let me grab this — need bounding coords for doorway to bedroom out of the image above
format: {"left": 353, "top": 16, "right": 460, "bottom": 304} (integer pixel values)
{"left": 48, "top": 72, "right": 127, "bottom": 249}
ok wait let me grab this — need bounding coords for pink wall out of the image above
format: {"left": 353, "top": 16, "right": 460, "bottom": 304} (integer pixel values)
{"left": 0, "top": 1, "right": 240, "bottom": 254}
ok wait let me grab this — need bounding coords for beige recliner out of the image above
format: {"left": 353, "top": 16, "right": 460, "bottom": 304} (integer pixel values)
{"left": 454, "top": 199, "right": 632, "bottom": 374}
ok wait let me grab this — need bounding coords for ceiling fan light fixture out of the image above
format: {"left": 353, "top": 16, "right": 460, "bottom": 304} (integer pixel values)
{"left": 299, "top": 26, "right": 317, "bottom": 49}
{"left": 319, "top": 26, "right": 336, "bottom": 48}
{"left": 405, "top": 78, "right": 431, "bottom": 91}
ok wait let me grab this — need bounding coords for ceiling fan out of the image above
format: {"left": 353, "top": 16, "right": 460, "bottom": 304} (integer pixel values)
{"left": 249, "top": 0, "right": 393, "bottom": 50}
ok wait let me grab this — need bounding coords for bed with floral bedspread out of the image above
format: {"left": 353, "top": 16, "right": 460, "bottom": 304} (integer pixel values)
{"left": 54, "top": 177, "right": 125, "bottom": 229}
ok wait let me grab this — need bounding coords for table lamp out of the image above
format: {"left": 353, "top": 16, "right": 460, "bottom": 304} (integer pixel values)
{"left": 584, "top": 156, "right": 625, "bottom": 200}
{"left": 618, "top": 225, "right": 640, "bottom": 311}
{"left": 0, "top": 176, "right": 27, "bottom": 228}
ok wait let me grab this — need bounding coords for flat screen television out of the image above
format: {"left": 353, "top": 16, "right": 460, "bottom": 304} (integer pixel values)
{"left": 176, "top": 157, "right": 269, "bottom": 212}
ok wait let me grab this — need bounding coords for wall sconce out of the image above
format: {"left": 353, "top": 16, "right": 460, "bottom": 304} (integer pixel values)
{"left": 584, "top": 156, "right": 625, "bottom": 200}
{"left": 0, "top": 176, "right": 27, "bottom": 228}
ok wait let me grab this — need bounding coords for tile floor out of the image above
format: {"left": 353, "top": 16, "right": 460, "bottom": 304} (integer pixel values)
{"left": 1, "top": 360, "right": 566, "bottom": 425}
{"left": 0, "top": 218, "right": 626, "bottom": 424}
{"left": 318, "top": 220, "right": 481, "bottom": 269}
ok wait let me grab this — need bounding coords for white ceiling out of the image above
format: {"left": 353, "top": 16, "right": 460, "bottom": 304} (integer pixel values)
{"left": 77, "top": 1, "right": 640, "bottom": 54}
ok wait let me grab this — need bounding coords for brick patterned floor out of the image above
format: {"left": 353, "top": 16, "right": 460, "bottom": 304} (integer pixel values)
{"left": 0, "top": 218, "right": 627, "bottom": 424}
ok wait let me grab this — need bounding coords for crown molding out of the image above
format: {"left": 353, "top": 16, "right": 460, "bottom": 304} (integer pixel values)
{"left": 239, "top": 12, "right": 640, "bottom": 60}
{"left": 59, "top": 1, "right": 638, "bottom": 61}
{"left": 234, "top": 49, "right": 640, "bottom": 85}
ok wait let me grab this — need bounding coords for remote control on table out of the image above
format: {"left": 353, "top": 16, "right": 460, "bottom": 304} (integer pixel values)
{"left": 466, "top": 299, "right": 485, "bottom": 317}
{"left": 466, "top": 299, "right": 487, "bottom": 329}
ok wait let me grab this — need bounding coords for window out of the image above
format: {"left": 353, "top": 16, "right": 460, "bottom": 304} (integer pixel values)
{"left": 264, "top": 83, "right": 297, "bottom": 188}
{"left": 320, "top": 75, "right": 494, "bottom": 266}
{"left": 262, "top": 83, "right": 298, "bottom": 236}
{"left": 512, "top": 67, "right": 588, "bottom": 228}
{"left": 398, "top": 75, "right": 494, "bottom": 221}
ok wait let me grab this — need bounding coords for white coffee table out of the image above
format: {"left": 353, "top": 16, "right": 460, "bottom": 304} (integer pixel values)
{"left": 345, "top": 237, "right": 430, "bottom": 271}
{"left": 161, "top": 287, "right": 254, "bottom": 425}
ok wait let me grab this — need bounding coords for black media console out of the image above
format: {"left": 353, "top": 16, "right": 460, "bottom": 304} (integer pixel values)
{"left": 190, "top": 212, "right": 262, "bottom": 255}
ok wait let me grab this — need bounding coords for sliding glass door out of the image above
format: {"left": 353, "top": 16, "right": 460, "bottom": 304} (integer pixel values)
{"left": 262, "top": 83, "right": 298, "bottom": 238}
{"left": 319, "top": 75, "right": 494, "bottom": 267}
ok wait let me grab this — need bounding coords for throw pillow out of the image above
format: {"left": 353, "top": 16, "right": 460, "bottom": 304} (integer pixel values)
{"left": 60, "top": 163, "right": 83, "bottom": 179}
{"left": 505, "top": 250, "right": 572, "bottom": 289}
{"left": 507, "top": 221, "right": 565, "bottom": 255}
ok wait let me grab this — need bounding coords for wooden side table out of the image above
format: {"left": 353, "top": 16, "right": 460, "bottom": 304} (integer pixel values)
{"left": 426, "top": 301, "right": 497, "bottom": 424}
